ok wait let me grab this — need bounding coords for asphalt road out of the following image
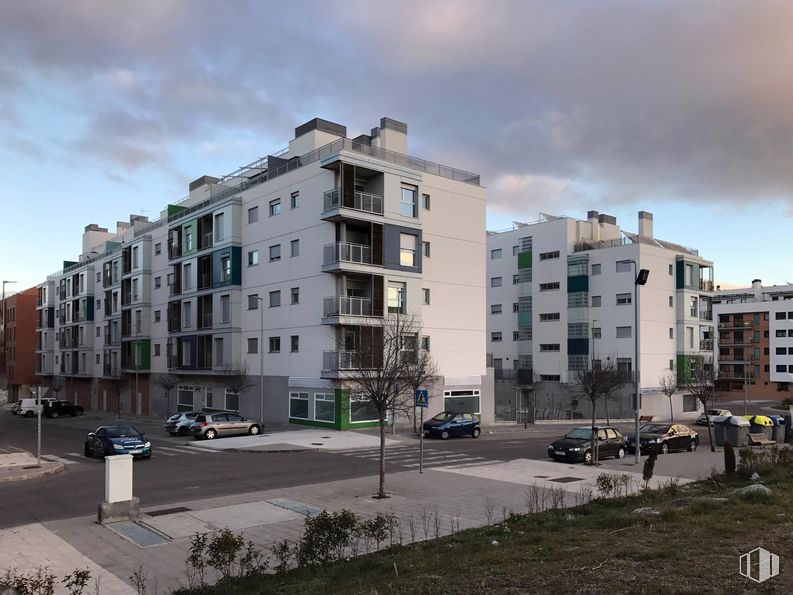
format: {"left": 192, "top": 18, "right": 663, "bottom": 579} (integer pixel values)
{"left": 0, "top": 412, "right": 713, "bottom": 530}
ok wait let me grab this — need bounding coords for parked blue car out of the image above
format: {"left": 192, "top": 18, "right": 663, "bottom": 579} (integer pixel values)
{"left": 84, "top": 425, "right": 151, "bottom": 459}
{"left": 422, "top": 411, "right": 481, "bottom": 440}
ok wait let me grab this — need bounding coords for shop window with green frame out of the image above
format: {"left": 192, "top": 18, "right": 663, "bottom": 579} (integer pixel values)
{"left": 289, "top": 392, "right": 309, "bottom": 419}
{"left": 350, "top": 393, "right": 379, "bottom": 423}
{"left": 314, "top": 393, "right": 335, "bottom": 422}
{"left": 443, "top": 389, "right": 480, "bottom": 414}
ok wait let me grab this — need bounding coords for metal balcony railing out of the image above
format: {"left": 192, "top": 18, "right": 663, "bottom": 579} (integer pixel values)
{"left": 323, "top": 188, "right": 384, "bottom": 215}
{"left": 323, "top": 296, "right": 373, "bottom": 317}
{"left": 322, "top": 350, "right": 379, "bottom": 371}
{"left": 323, "top": 242, "right": 374, "bottom": 266}
{"left": 717, "top": 321, "right": 751, "bottom": 330}
{"left": 700, "top": 280, "right": 714, "bottom": 292}
{"left": 700, "top": 340, "right": 713, "bottom": 351}
{"left": 699, "top": 311, "right": 713, "bottom": 321}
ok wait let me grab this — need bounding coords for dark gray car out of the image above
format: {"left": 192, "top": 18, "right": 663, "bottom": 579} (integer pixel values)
{"left": 189, "top": 412, "right": 262, "bottom": 440}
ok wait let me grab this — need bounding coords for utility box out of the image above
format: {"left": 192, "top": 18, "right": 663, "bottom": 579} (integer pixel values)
{"left": 98, "top": 454, "right": 139, "bottom": 524}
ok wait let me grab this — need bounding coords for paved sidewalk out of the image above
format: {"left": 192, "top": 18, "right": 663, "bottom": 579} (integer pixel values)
{"left": 187, "top": 429, "right": 403, "bottom": 453}
{"left": 0, "top": 451, "right": 63, "bottom": 482}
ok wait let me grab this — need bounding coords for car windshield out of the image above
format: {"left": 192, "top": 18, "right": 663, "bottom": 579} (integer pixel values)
{"left": 706, "top": 410, "right": 721, "bottom": 416}
{"left": 640, "top": 424, "right": 669, "bottom": 434}
{"left": 104, "top": 426, "right": 141, "bottom": 438}
{"left": 431, "top": 412, "right": 456, "bottom": 422}
{"left": 565, "top": 428, "right": 595, "bottom": 440}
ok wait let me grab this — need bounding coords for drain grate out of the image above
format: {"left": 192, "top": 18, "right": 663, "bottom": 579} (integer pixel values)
{"left": 268, "top": 498, "right": 321, "bottom": 517}
{"left": 109, "top": 521, "right": 171, "bottom": 547}
{"left": 549, "top": 476, "right": 584, "bottom": 484}
{"left": 146, "top": 506, "right": 192, "bottom": 517}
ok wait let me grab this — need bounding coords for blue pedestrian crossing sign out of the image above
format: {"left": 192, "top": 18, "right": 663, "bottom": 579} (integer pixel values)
{"left": 415, "top": 389, "right": 429, "bottom": 408}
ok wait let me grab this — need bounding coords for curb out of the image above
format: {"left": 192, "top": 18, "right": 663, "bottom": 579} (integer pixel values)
{"left": 0, "top": 462, "right": 64, "bottom": 483}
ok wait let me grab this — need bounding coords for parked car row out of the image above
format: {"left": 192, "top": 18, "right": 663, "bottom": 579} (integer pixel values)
{"left": 166, "top": 411, "right": 262, "bottom": 439}
{"left": 10, "top": 398, "right": 84, "bottom": 418}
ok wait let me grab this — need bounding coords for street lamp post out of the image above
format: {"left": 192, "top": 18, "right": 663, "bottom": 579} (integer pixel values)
{"left": 256, "top": 297, "right": 264, "bottom": 423}
{"left": 630, "top": 262, "right": 650, "bottom": 465}
{"left": 591, "top": 319, "right": 599, "bottom": 368}
{"left": 2, "top": 280, "right": 17, "bottom": 394}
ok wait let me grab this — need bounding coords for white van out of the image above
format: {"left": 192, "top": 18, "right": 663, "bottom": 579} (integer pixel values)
{"left": 14, "top": 397, "right": 56, "bottom": 417}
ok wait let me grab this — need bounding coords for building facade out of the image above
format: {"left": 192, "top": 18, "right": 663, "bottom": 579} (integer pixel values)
{"left": 713, "top": 280, "right": 793, "bottom": 405}
{"left": 1, "top": 286, "right": 39, "bottom": 400}
{"left": 37, "top": 117, "right": 492, "bottom": 427}
{"left": 486, "top": 211, "right": 714, "bottom": 422}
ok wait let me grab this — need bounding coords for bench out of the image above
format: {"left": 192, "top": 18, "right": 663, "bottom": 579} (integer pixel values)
{"left": 748, "top": 433, "right": 775, "bottom": 448}
{"left": 639, "top": 415, "right": 654, "bottom": 423}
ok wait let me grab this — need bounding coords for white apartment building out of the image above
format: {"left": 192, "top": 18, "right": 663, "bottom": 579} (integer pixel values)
{"left": 486, "top": 211, "right": 714, "bottom": 422}
{"left": 37, "top": 117, "right": 491, "bottom": 428}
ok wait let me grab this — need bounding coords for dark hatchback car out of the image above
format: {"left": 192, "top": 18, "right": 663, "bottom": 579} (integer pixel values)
{"left": 627, "top": 423, "right": 698, "bottom": 455}
{"left": 548, "top": 426, "right": 627, "bottom": 464}
{"left": 84, "top": 425, "right": 151, "bottom": 459}
{"left": 423, "top": 412, "right": 481, "bottom": 440}
{"left": 44, "top": 400, "right": 84, "bottom": 418}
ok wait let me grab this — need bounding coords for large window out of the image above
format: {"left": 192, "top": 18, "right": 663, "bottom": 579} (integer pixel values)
{"left": 177, "top": 386, "right": 194, "bottom": 408}
{"left": 315, "top": 393, "right": 335, "bottom": 422}
{"left": 350, "top": 394, "right": 378, "bottom": 423}
{"left": 443, "top": 390, "right": 480, "bottom": 414}
{"left": 289, "top": 392, "right": 309, "bottom": 419}
{"left": 224, "top": 389, "right": 239, "bottom": 411}
{"left": 400, "top": 234, "right": 417, "bottom": 267}
{"left": 400, "top": 185, "right": 417, "bottom": 217}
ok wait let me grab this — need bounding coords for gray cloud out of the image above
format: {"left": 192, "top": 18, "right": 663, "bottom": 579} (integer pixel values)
{"left": 2, "top": 0, "right": 793, "bottom": 209}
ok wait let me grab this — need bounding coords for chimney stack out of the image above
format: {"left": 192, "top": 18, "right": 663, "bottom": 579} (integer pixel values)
{"left": 587, "top": 210, "right": 599, "bottom": 241}
{"left": 638, "top": 211, "right": 653, "bottom": 239}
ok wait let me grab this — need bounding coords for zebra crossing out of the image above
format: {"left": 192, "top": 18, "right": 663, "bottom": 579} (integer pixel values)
{"left": 38, "top": 443, "right": 218, "bottom": 465}
{"left": 330, "top": 444, "right": 502, "bottom": 470}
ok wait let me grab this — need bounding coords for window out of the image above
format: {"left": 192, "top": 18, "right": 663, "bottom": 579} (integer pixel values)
{"left": 290, "top": 239, "right": 300, "bottom": 257}
{"left": 132, "top": 246, "right": 139, "bottom": 268}
{"left": 616, "top": 260, "right": 632, "bottom": 273}
{"left": 183, "top": 301, "right": 192, "bottom": 327}
{"left": 154, "top": 310, "right": 161, "bottom": 323}
{"left": 669, "top": 328, "right": 674, "bottom": 339}
{"left": 422, "top": 193, "right": 431, "bottom": 210}
{"left": 289, "top": 392, "right": 308, "bottom": 419}
{"left": 539, "top": 251, "right": 559, "bottom": 261}
{"left": 539, "top": 282, "right": 560, "bottom": 292}
{"left": 491, "top": 249, "right": 502, "bottom": 260}
{"left": 290, "top": 191, "right": 300, "bottom": 209}
{"left": 491, "top": 277, "right": 502, "bottom": 288}
{"left": 248, "top": 206, "right": 259, "bottom": 223}
{"left": 668, "top": 264, "right": 673, "bottom": 275}
{"left": 616, "top": 326, "right": 632, "bottom": 338}
{"left": 291, "top": 335, "right": 299, "bottom": 352}
{"left": 177, "top": 386, "right": 194, "bottom": 408}
{"left": 155, "top": 243, "right": 162, "bottom": 255}
{"left": 388, "top": 283, "right": 405, "bottom": 313}
{"left": 225, "top": 390, "right": 240, "bottom": 412}
{"left": 247, "top": 338, "right": 258, "bottom": 354}
{"left": 616, "top": 293, "right": 632, "bottom": 305}
{"left": 491, "top": 332, "right": 503, "bottom": 342}
{"left": 269, "top": 198, "right": 282, "bottom": 216}
{"left": 669, "top": 296, "right": 673, "bottom": 307}
{"left": 95, "top": 353, "right": 100, "bottom": 365}
{"left": 315, "top": 393, "right": 335, "bottom": 422}
{"left": 269, "top": 244, "right": 281, "bottom": 261}
{"left": 96, "top": 326, "right": 101, "bottom": 337}
{"left": 540, "top": 375, "right": 561, "bottom": 382}
{"left": 777, "top": 365, "right": 787, "bottom": 373}
{"left": 592, "top": 327, "right": 601, "bottom": 339}
{"left": 539, "top": 312, "right": 560, "bottom": 321}
{"left": 419, "top": 241, "right": 431, "bottom": 259}
{"left": 350, "top": 394, "right": 378, "bottom": 423}
{"left": 400, "top": 185, "right": 417, "bottom": 217}
{"left": 269, "top": 336, "right": 281, "bottom": 353}
{"left": 96, "top": 271, "right": 101, "bottom": 283}
{"left": 214, "top": 213, "right": 224, "bottom": 242}
{"left": 686, "top": 326, "right": 694, "bottom": 349}
{"left": 154, "top": 276, "right": 161, "bottom": 289}
{"left": 291, "top": 287, "right": 300, "bottom": 304}
{"left": 422, "top": 288, "right": 430, "bottom": 305}
{"left": 776, "top": 347, "right": 786, "bottom": 355}
{"left": 400, "top": 233, "right": 417, "bottom": 266}
{"left": 491, "top": 304, "right": 502, "bottom": 314}
{"left": 776, "top": 312, "right": 785, "bottom": 320}
{"left": 248, "top": 250, "right": 259, "bottom": 266}
{"left": 269, "top": 290, "right": 281, "bottom": 308}
{"left": 591, "top": 295, "right": 602, "bottom": 307}
{"left": 685, "top": 264, "right": 693, "bottom": 285}
{"left": 421, "top": 336, "right": 431, "bottom": 351}
{"left": 220, "top": 255, "right": 231, "bottom": 282}
{"left": 540, "top": 344, "right": 560, "bottom": 351}
{"left": 248, "top": 294, "right": 259, "bottom": 310}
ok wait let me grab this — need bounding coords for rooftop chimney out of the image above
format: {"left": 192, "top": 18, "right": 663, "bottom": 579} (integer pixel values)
{"left": 638, "top": 211, "right": 653, "bottom": 239}
{"left": 752, "top": 279, "right": 762, "bottom": 299}
{"left": 587, "top": 210, "right": 599, "bottom": 241}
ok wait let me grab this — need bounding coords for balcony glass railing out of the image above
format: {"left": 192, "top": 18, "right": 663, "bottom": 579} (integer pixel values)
{"left": 323, "top": 188, "right": 384, "bottom": 215}
{"left": 322, "top": 350, "right": 379, "bottom": 371}
{"left": 323, "top": 242, "right": 374, "bottom": 266}
{"left": 323, "top": 296, "right": 373, "bottom": 318}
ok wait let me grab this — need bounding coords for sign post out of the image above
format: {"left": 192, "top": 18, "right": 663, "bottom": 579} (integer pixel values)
{"left": 36, "top": 386, "right": 42, "bottom": 466}
{"left": 415, "top": 389, "right": 429, "bottom": 473}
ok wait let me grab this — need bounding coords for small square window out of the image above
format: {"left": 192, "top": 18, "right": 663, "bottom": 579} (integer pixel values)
{"left": 616, "top": 260, "right": 632, "bottom": 273}
{"left": 491, "top": 304, "right": 502, "bottom": 314}
{"left": 669, "top": 328, "right": 674, "bottom": 339}
{"left": 154, "top": 310, "right": 161, "bottom": 323}
{"left": 248, "top": 250, "right": 259, "bottom": 266}
{"left": 422, "top": 288, "right": 430, "bottom": 305}
{"left": 291, "top": 287, "right": 299, "bottom": 304}
{"left": 290, "top": 239, "right": 299, "bottom": 257}
{"left": 248, "top": 294, "right": 259, "bottom": 310}
{"left": 669, "top": 296, "right": 673, "bottom": 307}
{"left": 155, "top": 243, "right": 162, "bottom": 255}
{"left": 269, "top": 198, "right": 281, "bottom": 216}
{"left": 491, "top": 249, "right": 502, "bottom": 260}
{"left": 154, "top": 344, "right": 161, "bottom": 357}
{"left": 269, "top": 290, "right": 281, "bottom": 308}
{"left": 290, "top": 191, "right": 300, "bottom": 209}
{"left": 422, "top": 193, "right": 430, "bottom": 210}
{"left": 491, "top": 332, "right": 503, "bottom": 342}
{"left": 247, "top": 338, "right": 258, "bottom": 354}
{"left": 591, "top": 295, "right": 602, "bottom": 307}
{"left": 422, "top": 241, "right": 431, "bottom": 258}
{"left": 269, "top": 336, "right": 281, "bottom": 353}
{"left": 668, "top": 264, "right": 674, "bottom": 275}
{"left": 491, "top": 277, "right": 502, "bottom": 288}
{"left": 290, "top": 335, "right": 299, "bottom": 352}
{"left": 591, "top": 263, "right": 601, "bottom": 275}
{"left": 154, "top": 276, "right": 161, "bottom": 289}
{"left": 248, "top": 206, "right": 259, "bottom": 223}
{"left": 421, "top": 336, "right": 430, "bottom": 351}
{"left": 269, "top": 244, "right": 281, "bottom": 261}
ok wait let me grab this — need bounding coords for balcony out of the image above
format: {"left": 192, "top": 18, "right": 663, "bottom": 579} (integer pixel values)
{"left": 322, "top": 242, "right": 381, "bottom": 273}
{"left": 717, "top": 321, "right": 751, "bottom": 330}
{"left": 699, "top": 339, "right": 713, "bottom": 351}
{"left": 700, "top": 279, "right": 714, "bottom": 292}
{"left": 699, "top": 311, "right": 713, "bottom": 321}
{"left": 323, "top": 296, "right": 374, "bottom": 319}
{"left": 322, "top": 188, "right": 384, "bottom": 220}
{"left": 322, "top": 350, "right": 380, "bottom": 373}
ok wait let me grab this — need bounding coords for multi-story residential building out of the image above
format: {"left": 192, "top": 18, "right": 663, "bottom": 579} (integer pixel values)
{"left": 38, "top": 117, "right": 491, "bottom": 427}
{"left": 486, "top": 210, "right": 714, "bottom": 422}
{"left": 0, "top": 286, "right": 39, "bottom": 399}
{"left": 713, "top": 279, "right": 793, "bottom": 405}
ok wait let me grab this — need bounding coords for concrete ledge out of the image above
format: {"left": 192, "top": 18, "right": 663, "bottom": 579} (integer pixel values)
{"left": 0, "top": 456, "right": 63, "bottom": 483}
{"left": 98, "top": 497, "right": 140, "bottom": 525}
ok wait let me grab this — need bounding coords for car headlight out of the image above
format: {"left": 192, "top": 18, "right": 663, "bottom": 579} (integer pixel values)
{"left": 113, "top": 444, "right": 124, "bottom": 450}
{"left": 569, "top": 447, "right": 582, "bottom": 452}
{"left": 144, "top": 442, "right": 151, "bottom": 448}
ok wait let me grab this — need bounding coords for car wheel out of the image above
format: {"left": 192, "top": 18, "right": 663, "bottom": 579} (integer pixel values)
{"left": 584, "top": 450, "right": 593, "bottom": 464}
{"left": 660, "top": 442, "right": 669, "bottom": 455}
{"left": 249, "top": 424, "right": 261, "bottom": 435}
{"left": 51, "top": 411, "right": 59, "bottom": 418}
{"left": 205, "top": 429, "right": 217, "bottom": 440}
{"left": 441, "top": 430, "right": 450, "bottom": 440}
{"left": 615, "top": 447, "right": 626, "bottom": 460}
{"left": 472, "top": 427, "right": 481, "bottom": 438}
{"left": 25, "top": 411, "right": 34, "bottom": 418}
{"left": 688, "top": 439, "right": 697, "bottom": 452}
{"left": 84, "top": 443, "right": 92, "bottom": 458}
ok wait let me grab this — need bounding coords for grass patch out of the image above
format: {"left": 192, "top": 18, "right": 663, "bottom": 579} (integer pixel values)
{"left": 176, "top": 464, "right": 793, "bottom": 594}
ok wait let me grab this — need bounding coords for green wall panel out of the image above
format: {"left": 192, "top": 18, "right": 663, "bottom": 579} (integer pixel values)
{"left": 212, "top": 246, "right": 242, "bottom": 287}
{"left": 168, "top": 204, "right": 188, "bottom": 217}
{"left": 517, "top": 311, "right": 533, "bottom": 328}
{"left": 517, "top": 251, "right": 532, "bottom": 269}
{"left": 181, "top": 220, "right": 197, "bottom": 256}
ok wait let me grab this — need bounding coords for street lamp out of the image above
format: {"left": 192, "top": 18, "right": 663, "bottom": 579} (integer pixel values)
{"left": 630, "top": 262, "right": 650, "bottom": 465}
{"left": 2, "top": 280, "right": 17, "bottom": 393}
{"left": 591, "top": 319, "right": 599, "bottom": 369}
{"left": 256, "top": 297, "right": 264, "bottom": 423}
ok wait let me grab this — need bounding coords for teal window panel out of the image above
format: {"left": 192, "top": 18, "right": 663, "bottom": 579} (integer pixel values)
{"left": 517, "top": 310, "right": 533, "bottom": 328}
{"left": 567, "top": 338, "right": 589, "bottom": 356}
{"left": 517, "top": 251, "right": 532, "bottom": 269}
{"left": 567, "top": 275, "right": 589, "bottom": 293}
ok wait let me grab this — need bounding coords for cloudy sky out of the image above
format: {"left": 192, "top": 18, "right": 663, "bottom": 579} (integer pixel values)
{"left": 2, "top": 0, "right": 792, "bottom": 292}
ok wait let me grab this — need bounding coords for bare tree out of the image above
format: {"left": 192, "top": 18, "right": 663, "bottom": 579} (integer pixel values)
{"left": 571, "top": 362, "right": 625, "bottom": 464}
{"left": 108, "top": 373, "right": 129, "bottom": 420}
{"left": 399, "top": 339, "right": 439, "bottom": 433}
{"left": 659, "top": 370, "right": 678, "bottom": 422}
{"left": 222, "top": 360, "right": 255, "bottom": 407}
{"left": 342, "top": 313, "right": 421, "bottom": 498}
{"left": 50, "top": 376, "right": 65, "bottom": 400}
{"left": 680, "top": 356, "right": 718, "bottom": 452}
{"left": 157, "top": 373, "right": 180, "bottom": 417}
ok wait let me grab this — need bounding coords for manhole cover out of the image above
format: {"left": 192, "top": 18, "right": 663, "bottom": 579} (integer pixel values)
{"left": 549, "top": 476, "right": 584, "bottom": 484}
{"left": 109, "top": 521, "right": 170, "bottom": 547}
{"left": 146, "top": 506, "right": 192, "bottom": 517}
